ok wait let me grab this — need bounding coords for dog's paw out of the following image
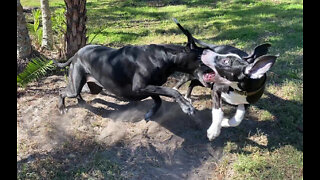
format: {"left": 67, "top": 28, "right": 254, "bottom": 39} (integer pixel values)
{"left": 144, "top": 111, "right": 154, "bottom": 122}
{"left": 177, "top": 97, "right": 195, "bottom": 115}
{"left": 221, "top": 117, "right": 241, "bottom": 127}
{"left": 181, "top": 104, "right": 195, "bottom": 116}
{"left": 184, "top": 95, "right": 192, "bottom": 104}
{"left": 207, "top": 124, "right": 221, "bottom": 141}
{"left": 221, "top": 118, "right": 231, "bottom": 127}
{"left": 59, "top": 108, "right": 68, "bottom": 115}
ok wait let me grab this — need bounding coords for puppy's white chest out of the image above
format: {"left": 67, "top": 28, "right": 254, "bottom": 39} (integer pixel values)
{"left": 221, "top": 91, "right": 248, "bottom": 105}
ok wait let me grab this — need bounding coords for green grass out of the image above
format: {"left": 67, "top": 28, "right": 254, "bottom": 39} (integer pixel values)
{"left": 21, "top": 0, "right": 65, "bottom": 7}
{"left": 17, "top": 151, "right": 122, "bottom": 179}
{"left": 19, "top": 0, "right": 303, "bottom": 179}
{"left": 233, "top": 145, "right": 303, "bottom": 179}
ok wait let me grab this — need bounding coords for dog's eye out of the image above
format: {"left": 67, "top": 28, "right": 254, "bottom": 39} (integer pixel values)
{"left": 222, "top": 58, "right": 231, "bottom": 65}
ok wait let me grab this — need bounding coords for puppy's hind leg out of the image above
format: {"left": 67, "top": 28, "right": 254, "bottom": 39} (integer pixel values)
{"left": 144, "top": 95, "right": 162, "bottom": 121}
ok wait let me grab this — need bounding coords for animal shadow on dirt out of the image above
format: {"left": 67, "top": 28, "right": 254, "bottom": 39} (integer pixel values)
{"left": 64, "top": 92, "right": 227, "bottom": 178}
{"left": 18, "top": 85, "right": 302, "bottom": 179}
{"left": 73, "top": 89, "right": 302, "bottom": 177}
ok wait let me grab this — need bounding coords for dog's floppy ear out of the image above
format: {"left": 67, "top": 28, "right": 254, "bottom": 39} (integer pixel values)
{"left": 243, "top": 43, "right": 271, "bottom": 63}
{"left": 244, "top": 55, "right": 277, "bottom": 79}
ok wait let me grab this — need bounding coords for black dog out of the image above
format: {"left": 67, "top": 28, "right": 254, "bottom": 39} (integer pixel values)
{"left": 53, "top": 23, "right": 206, "bottom": 121}
{"left": 173, "top": 21, "right": 277, "bottom": 141}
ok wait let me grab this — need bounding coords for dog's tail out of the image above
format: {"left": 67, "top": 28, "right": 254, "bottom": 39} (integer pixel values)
{"left": 52, "top": 56, "right": 74, "bottom": 68}
{"left": 172, "top": 18, "right": 197, "bottom": 49}
{"left": 173, "top": 18, "right": 220, "bottom": 50}
{"left": 193, "top": 38, "right": 218, "bottom": 49}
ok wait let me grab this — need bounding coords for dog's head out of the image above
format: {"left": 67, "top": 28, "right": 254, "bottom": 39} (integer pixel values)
{"left": 201, "top": 47, "right": 277, "bottom": 89}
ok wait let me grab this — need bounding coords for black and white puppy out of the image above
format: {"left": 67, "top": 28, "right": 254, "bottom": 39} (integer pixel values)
{"left": 201, "top": 47, "right": 277, "bottom": 141}
{"left": 173, "top": 19, "right": 277, "bottom": 141}
{"left": 172, "top": 26, "right": 269, "bottom": 103}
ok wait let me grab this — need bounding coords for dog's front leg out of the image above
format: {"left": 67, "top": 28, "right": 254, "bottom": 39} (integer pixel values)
{"left": 144, "top": 95, "right": 162, "bottom": 121}
{"left": 135, "top": 85, "right": 195, "bottom": 116}
{"left": 221, "top": 104, "right": 246, "bottom": 127}
{"left": 207, "top": 87, "right": 224, "bottom": 141}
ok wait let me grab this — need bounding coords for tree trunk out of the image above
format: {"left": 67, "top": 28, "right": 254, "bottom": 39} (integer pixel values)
{"left": 64, "top": 0, "right": 87, "bottom": 59}
{"left": 40, "top": 0, "right": 53, "bottom": 50}
{"left": 17, "top": 0, "right": 32, "bottom": 59}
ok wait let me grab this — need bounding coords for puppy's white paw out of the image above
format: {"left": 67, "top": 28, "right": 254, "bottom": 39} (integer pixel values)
{"left": 207, "top": 124, "right": 221, "bottom": 141}
{"left": 221, "top": 105, "right": 245, "bottom": 127}
{"left": 221, "top": 117, "right": 242, "bottom": 127}
{"left": 221, "top": 117, "right": 231, "bottom": 127}
{"left": 207, "top": 128, "right": 220, "bottom": 141}
{"left": 207, "top": 108, "right": 224, "bottom": 141}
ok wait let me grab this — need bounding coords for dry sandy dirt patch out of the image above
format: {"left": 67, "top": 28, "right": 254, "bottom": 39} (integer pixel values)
{"left": 17, "top": 75, "right": 243, "bottom": 179}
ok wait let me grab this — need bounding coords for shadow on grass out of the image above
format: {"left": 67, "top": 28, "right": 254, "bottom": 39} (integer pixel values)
{"left": 212, "top": 90, "right": 303, "bottom": 155}
{"left": 86, "top": 0, "right": 223, "bottom": 8}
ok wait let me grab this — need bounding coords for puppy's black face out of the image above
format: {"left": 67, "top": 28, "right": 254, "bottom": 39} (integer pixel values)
{"left": 201, "top": 48, "right": 277, "bottom": 89}
{"left": 201, "top": 49, "right": 248, "bottom": 85}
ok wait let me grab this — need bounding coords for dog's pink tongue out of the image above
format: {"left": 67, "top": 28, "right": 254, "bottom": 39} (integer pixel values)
{"left": 203, "top": 72, "right": 215, "bottom": 82}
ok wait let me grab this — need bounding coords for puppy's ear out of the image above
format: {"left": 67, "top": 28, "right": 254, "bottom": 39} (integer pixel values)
{"left": 243, "top": 43, "right": 271, "bottom": 63}
{"left": 244, "top": 55, "right": 277, "bottom": 79}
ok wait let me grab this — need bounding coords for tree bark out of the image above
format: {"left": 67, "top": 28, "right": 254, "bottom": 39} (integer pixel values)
{"left": 17, "top": 0, "right": 32, "bottom": 59}
{"left": 40, "top": 0, "right": 53, "bottom": 50}
{"left": 64, "top": 0, "right": 87, "bottom": 59}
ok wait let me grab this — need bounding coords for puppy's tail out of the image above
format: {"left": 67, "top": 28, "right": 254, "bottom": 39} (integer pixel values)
{"left": 52, "top": 56, "right": 74, "bottom": 68}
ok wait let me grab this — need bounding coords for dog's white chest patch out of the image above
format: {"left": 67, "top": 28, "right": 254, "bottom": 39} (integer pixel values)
{"left": 221, "top": 91, "right": 248, "bottom": 105}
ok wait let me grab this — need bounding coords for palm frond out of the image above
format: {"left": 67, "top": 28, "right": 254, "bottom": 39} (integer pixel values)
{"left": 17, "top": 56, "right": 56, "bottom": 87}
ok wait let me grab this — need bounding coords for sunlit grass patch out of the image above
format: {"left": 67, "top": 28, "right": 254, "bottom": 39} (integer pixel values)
{"left": 233, "top": 145, "right": 303, "bottom": 179}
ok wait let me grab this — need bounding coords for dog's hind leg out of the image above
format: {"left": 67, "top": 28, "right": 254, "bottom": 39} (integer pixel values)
{"left": 132, "top": 74, "right": 194, "bottom": 117}
{"left": 185, "top": 79, "right": 204, "bottom": 102}
{"left": 134, "top": 85, "right": 195, "bottom": 116}
{"left": 144, "top": 95, "right": 162, "bottom": 121}
{"left": 58, "top": 65, "right": 87, "bottom": 114}
{"left": 173, "top": 74, "right": 191, "bottom": 90}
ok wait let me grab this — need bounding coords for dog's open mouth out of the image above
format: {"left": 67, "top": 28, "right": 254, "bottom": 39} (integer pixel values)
{"left": 203, "top": 71, "right": 215, "bottom": 82}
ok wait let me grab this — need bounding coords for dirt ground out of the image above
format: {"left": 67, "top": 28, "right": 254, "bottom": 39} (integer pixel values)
{"left": 17, "top": 75, "right": 240, "bottom": 179}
